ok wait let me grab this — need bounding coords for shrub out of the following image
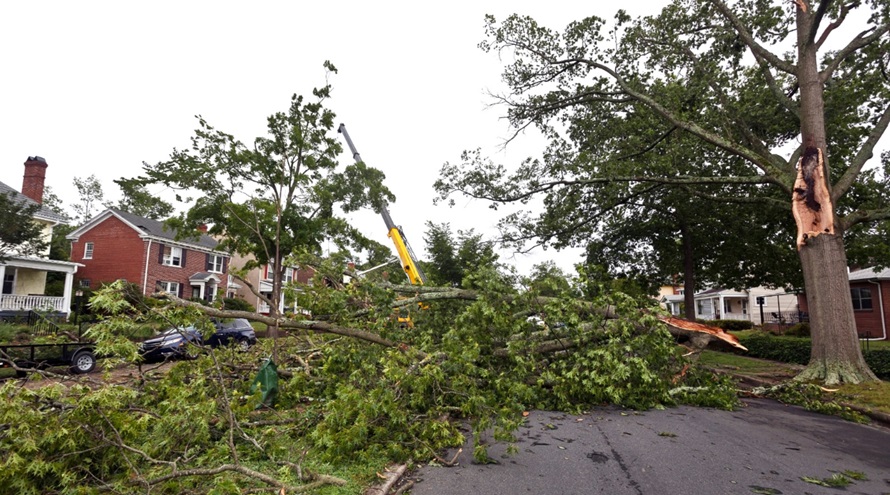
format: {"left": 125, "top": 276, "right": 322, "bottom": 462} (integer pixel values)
{"left": 864, "top": 349, "right": 890, "bottom": 379}
{"left": 784, "top": 323, "right": 810, "bottom": 337}
{"left": 737, "top": 332, "right": 890, "bottom": 380}
{"left": 222, "top": 297, "right": 255, "bottom": 313}
{"left": 737, "top": 332, "right": 810, "bottom": 365}
{"left": 706, "top": 319, "right": 754, "bottom": 331}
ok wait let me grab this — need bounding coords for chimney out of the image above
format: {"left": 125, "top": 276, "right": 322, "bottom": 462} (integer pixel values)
{"left": 22, "top": 156, "right": 48, "bottom": 203}
{"left": 197, "top": 224, "right": 209, "bottom": 233}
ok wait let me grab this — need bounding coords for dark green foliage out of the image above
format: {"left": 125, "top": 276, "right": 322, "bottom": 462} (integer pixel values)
{"left": 784, "top": 322, "right": 810, "bottom": 337}
{"left": 705, "top": 319, "right": 753, "bottom": 331}
{"left": 0, "top": 192, "right": 47, "bottom": 263}
{"left": 737, "top": 333, "right": 811, "bottom": 365}
{"left": 862, "top": 349, "right": 890, "bottom": 379}
{"left": 221, "top": 297, "right": 255, "bottom": 313}
{"left": 423, "top": 221, "right": 499, "bottom": 287}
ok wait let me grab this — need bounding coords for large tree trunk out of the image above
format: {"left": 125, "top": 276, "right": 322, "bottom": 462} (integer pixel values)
{"left": 790, "top": 7, "right": 877, "bottom": 384}
{"left": 795, "top": 234, "right": 877, "bottom": 384}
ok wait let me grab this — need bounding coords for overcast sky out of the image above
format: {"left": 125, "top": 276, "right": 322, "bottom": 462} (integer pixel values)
{"left": 1, "top": 1, "right": 668, "bottom": 276}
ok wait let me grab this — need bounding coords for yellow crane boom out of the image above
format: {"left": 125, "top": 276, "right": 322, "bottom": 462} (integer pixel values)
{"left": 338, "top": 124, "right": 427, "bottom": 286}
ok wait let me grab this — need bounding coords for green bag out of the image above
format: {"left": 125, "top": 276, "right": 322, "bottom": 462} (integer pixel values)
{"left": 249, "top": 359, "right": 279, "bottom": 408}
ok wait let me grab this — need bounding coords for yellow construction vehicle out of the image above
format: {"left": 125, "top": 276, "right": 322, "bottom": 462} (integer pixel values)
{"left": 338, "top": 124, "right": 428, "bottom": 326}
{"left": 338, "top": 123, "right": 428, "bottom": 287}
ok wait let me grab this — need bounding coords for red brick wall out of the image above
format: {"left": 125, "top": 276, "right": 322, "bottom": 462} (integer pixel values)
{"left": 853, "top": 281, "right": 889, "bottom": 340}
{"left": 70, "top": 216, "right": 147, "bottom": 291}
{"left": 146, "top": 243, "right": 229, "bottom": 298}
{"left": 71, "top": 215, "right": 229, "bottom": 298}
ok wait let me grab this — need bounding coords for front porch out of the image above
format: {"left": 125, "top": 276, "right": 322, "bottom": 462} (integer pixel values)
{"left": 0, "top": 294, "right": 67, "bottom": 313}
{"left": 1, "top": 257, "right": 82, "bottom": 319}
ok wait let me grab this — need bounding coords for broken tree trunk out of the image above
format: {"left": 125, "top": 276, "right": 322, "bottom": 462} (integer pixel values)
{"left": 789, "top": 143, "right": 876, "bottom": 384}
{"left": 791, "top": 145, "right": 834, "bottom": 249}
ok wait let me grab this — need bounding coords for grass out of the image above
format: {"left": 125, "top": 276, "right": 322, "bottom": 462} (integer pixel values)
{"left": 700, "top": 349, "right": 890, "bottom": 418}
{"left": 698, "top": 350, "right": 798, "bottom": 375}
{"left": 837, "top": 381, "right": 890, "bottom": 415}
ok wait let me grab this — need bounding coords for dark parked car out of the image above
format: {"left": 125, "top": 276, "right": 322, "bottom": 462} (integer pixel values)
{"left": 139, "top": 319, "right": 257, "bottom": 362}
{"left": 204, "top": 318, "right": 257, "bottom": 350}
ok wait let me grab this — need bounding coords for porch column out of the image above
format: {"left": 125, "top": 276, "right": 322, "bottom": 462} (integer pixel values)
{"left": 0, "top": 265, "right": 5, "bottom": 294}
{"left": 62, "top": 271, "right": 74, "bottom": 319}
{"left": 718, "top": 295, "right": 725, "bottom": 319}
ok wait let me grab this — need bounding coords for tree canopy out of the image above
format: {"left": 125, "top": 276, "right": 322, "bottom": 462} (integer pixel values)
{"left": 0, "top": 192, "right": 47, "bottom": 263}
{"left": 435, "top": 0, "right": 888, "bottom": 383}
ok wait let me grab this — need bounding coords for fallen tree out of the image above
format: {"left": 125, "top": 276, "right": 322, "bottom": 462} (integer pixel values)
{"left": 0, "top": 274, "right": 741, "bottom": 493}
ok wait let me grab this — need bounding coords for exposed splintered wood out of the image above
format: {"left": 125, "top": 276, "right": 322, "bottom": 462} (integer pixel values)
{"left": 658, "top": 316, "right": 747, "bottom": 352}
{"left": 792, "top": 146, "right": 834, "bottom": 249}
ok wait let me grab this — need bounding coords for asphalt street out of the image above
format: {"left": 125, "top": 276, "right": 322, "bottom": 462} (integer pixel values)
{"left": 408, "top": 399, "right": 890, "bottom": 495}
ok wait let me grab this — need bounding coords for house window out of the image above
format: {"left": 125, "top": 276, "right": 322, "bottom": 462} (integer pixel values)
{"left": 2, "top": 273, "right": 14, "bottom": 295}
{"left": 79, "top": 279, "right": 91, "bottom": 288}
{"left": 163, "top": 246, "right": 183, "bottom": 267}
{"left": 851, "top": 287, "right": 873, "bottom": 310}
{"left": 158, "top": 281, "right": 180, "bottom": 295}
{"left": 208, "top": 254, "right": 224, "bottom": 273}
{"left": 283, "top": 267, "right": 294, "bottom": 283}
{"left": 723, "top": 300, "right": 732, "bottom": 315}
{"left": 84, "top": 242, "right": 94, "bottom": 259}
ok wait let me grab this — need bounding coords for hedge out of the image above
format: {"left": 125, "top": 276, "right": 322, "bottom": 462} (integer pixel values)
{"left": 736, "top": 333, "right": 890, "bottom": 380}
{"left": 704, "top": 319, "right": 754, "bottom": 331}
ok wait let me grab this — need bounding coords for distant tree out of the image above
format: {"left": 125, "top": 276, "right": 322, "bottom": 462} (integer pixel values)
{"left": 134, "top": 62, "right": 393, "bottom": 359}
{"left": 0, "top": 192, "right": 46, "bottom": 263}
{"left": 525, "top": 261, "right": 573, "bottom": 298}
{"left": 113, "top": 179, "right": 174, "bottom": 220}
{"left": 423, "top": 221, "right": 499, "bottom": 287}
{"left": 72, "top": 174, "right": 106, "bottom": 223}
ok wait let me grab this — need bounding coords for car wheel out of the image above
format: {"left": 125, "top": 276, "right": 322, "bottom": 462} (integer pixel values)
{"left": 238, "top": 339, "right": 251, "bottom": 352}
{"left": 71, "top": 351, "right": 97, "bottom": 374}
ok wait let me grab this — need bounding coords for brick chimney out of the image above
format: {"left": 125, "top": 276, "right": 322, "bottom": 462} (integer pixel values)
{"left": 22, "top": 156, "right": 48, "bottom": 204}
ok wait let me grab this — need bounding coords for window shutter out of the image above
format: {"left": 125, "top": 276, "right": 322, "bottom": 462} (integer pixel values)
{"left": 178, "top": 284, "right": 184, "bottom": 298}
{"left": 181, "top": 249, "right": 187, "bottom": 266}
{"left": 205, "top": 253, "right": 212, "bottom": 271}
{"left": 158, "top": 244, "right": 165, "bottom": 264}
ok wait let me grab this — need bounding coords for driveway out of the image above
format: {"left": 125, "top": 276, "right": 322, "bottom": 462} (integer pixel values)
{"left": 408, "top": 399, "right": 890, "bottom": 494}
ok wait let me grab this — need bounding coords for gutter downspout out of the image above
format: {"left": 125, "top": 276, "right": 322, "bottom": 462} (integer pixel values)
{"left": 866, "top": 279, "right": 887, "bottom": 341}
{"left": 142, "top": 239, "right": 152, "bottom": 296}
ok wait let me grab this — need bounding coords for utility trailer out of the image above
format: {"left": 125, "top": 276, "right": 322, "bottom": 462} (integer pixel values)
{"left": 0, "top": 342, "right": 97, "bottom": 376}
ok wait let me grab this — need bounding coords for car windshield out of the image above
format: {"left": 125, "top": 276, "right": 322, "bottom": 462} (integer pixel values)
{"left": 160, "top": 326, "right": 196, "bottom": 336}
{"left": 216, "top": 319, "right": 252, "bottom": 331}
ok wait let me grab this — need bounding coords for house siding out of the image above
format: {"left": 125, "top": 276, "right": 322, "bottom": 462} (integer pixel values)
{"left": 851, "top": 280, "right": 889, "bottom": 340}
{"left": 799, "top": 279, "right": 889, "bottom": 340}
{"left": 69, "top": 215, "right": 146, "bottom": 290}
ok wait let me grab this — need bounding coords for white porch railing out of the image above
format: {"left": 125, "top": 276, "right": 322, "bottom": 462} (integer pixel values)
{"left": 0, "top": 294, "right": 66, "bottom": 312}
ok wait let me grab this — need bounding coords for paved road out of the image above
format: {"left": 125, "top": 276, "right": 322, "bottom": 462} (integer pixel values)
{"left": 409, "top": 399, "right": 890, "bottom": 495}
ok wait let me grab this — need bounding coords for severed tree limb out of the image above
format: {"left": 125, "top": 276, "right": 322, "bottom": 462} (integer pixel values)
{"left": 364, "top": 464, "right": 407, "bottom": 495}
{"left": 157, "top": 284, "right": 744, "bottom": 357}
{"left": 142, "top": 463, "right": 346, "bottom": 493}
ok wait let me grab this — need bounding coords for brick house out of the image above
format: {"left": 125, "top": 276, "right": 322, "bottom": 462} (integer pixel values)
{"left": 795, "top": 267, "right": 889, "bottom": 341}
{"left": 0, "top": 156, "right": 81, "bottom": 319}
{"left": 67, "top": 209, "right": 230, "bottom": 301}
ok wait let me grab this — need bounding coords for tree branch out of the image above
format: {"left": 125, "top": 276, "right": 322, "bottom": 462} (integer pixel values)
{"left": 820, "top": 23, "right": 890, "bottom": 82}
{"left": 707, "top": 0, "right": 797, "bottom": 74}
{"left": 831, "top": 103, "right": 890, "bottom": 203}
